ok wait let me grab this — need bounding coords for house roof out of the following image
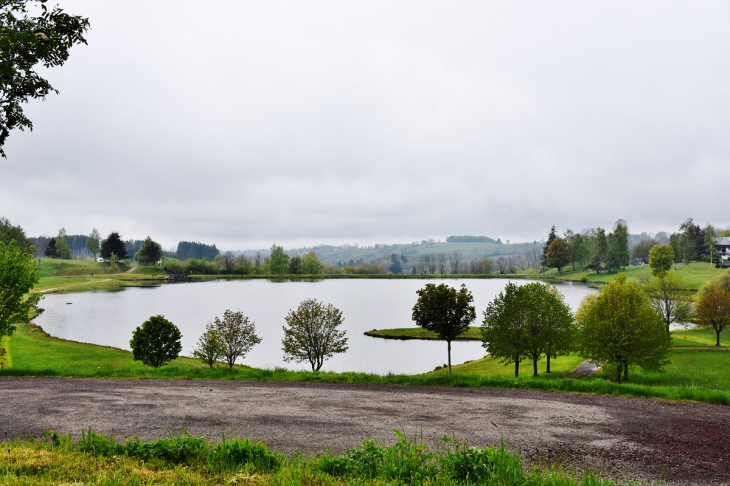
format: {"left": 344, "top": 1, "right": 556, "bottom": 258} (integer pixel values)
{"left": 715, "top": 237, "right": 730, "bottom": 246}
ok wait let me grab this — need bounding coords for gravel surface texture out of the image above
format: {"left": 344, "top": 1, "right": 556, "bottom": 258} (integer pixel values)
{"left": 1, "top": 378, "right": 728, "bottom": 484}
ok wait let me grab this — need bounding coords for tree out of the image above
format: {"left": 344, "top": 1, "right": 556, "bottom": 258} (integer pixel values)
{"left": 0, "top": 240, "right": 41, "bottom": 339}
{"left": 100, "top": 232, "right": 129, "bottom": 260}
{"left": 565, "top": 230, "right": 587, "bottom": 270}
{"left": 301, "top": 250, "right": 323, "bottom": 274}
{"left": 649, "top": 245, "right": 674, "bottom": 277}
{"left": 481, "top": 282, "right": 527, "bottom": 377}
{"left": 703, "top": 223, "right": 717, "bottom": 258}
{"left": 644, "top": 271, "right": 694, "bottom": 334}
{"left": 696, "top": 290, "right": 730, "bottom": 347}
{"left": 287, "top": 255, "right": 302, "bottom": 274}
{"left": 129, "top": 315, "right": 182, "bottom": 367}
{"left": 134, "top": 236, "right": 163, "bottom": 265}
{"left": 389, "top": 254, "right": 403, "bottom": 274}
{"left": 0, "top": 0, "right": 90, "bottom": 158}
{"left": 697, "top": 268, "right": 730, "bottom": 302}
{"left": 541, "top": 225, "right": 557, "bottom": 269}
{"left": 575, "top": 274, "right": 670, "bottom": 383}
{"left": 678, "top": 218, "right": 698, "bottom": 265}
{"left": 631, "top": 239, "right": 659, "bottom": 261}
{"left": 108, "top": 252, "right": 119, "bottom": 273}
{"left": 0, "top": 217, "right": 31, "bottom": 251}
{"left": 86, "top": 228, "right": 101, "bottom": 259}
{"left": 213, "top": 309, "right": 262, "bottom": 368}
{"left": 412, "top": 283, "right": 476, "bottom": 374}
{"left": 44, "top": 237, "right": 56, "bottom": 258}
{"left": 586, "top": 228, "right": 608, "bottom": 273}
{"left": 192, "top": 323, "right": 225, "bottom": 368}
{"left": 267, "top": 244, "right": 289, "bottom": 274}
{"left": 54, "top": 228, "right": 71, "bottom": 260}
{"left": 546, "top": 238, "right": 571, "bottom": 275}
{"left": 217, "top": 250, "right": 235, "bottom": 274}
{"left": 607, "top": 219, "right": 630, "bottom": 271}
{"left": 282, "top": 298, "right": 348, "bottom": 371}
{"left": 448, "top": 252, "right": 463, "bottom": 274}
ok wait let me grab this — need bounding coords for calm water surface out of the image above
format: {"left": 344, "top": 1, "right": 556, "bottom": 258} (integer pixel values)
{"left": 35, "top": 279, "right": 597, "bottom": 374}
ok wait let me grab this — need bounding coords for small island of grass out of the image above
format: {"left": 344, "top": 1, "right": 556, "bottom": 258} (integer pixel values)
{"left": 364, "top": 327, "right": 482, "bottom": 341}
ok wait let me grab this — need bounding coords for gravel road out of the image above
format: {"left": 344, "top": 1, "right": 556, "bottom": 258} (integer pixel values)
{"left": 1, "top": 378, "right": 728, "bottom": 484}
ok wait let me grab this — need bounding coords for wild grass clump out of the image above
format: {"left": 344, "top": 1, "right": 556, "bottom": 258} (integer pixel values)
{"left": 3, "top": 429, "right": 650, "bottom": 485}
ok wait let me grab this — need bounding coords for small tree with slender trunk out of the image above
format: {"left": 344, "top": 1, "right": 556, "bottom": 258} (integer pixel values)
{"left": 644, "top": 271, "right": 694, "bottom": 334}
{"left": 696, "top": 290, "right": 730, "bottom": 347}
{"left": 282, "top": 299, "right": 348, "bottom": 371}
{"left": 192, "top": 323, "right": 225, "bottom": 368}
{"left": 214, "top": 310, "right": 262, "bottom": 368}
{"left": 412, "top": 283, "right": 476, "bottom": 374}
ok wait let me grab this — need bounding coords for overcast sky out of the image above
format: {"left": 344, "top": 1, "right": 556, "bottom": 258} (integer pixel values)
{"left": 1, "top": 1, "right": 729, "bottom": 250}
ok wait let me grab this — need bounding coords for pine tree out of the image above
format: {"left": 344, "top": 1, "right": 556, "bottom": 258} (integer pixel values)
{"left": 541, "top": 225, "right": 557, "bottom": 269}
{"left": 100, "top": 232, "right": 129, "bottom": 260}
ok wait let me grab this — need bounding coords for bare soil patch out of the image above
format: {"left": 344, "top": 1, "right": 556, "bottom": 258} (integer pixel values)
{"left": 1, "top": 378, "right": 728, "bottom": 484}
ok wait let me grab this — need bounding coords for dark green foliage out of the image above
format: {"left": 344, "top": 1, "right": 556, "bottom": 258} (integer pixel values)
{"left": 412, "top": 283, "right": 476, "bottom": 373}
{"left": 288, "top": 255, "right": 302, "bottom": 274}
{"left": 44, "top": 237, "right": 56, "bottom": 258}
{"left": 176, "top": 241, "right": 219, "bottom": 261}
{"left": 100, "top": 232, "right": 129, "bottom": 260}
{"left": 134, "top": 236, "right": 163, "bottom": 265}
{"left": 0, "top": 0, "right": 90, "bottom": 157}
{"left": 207, "top": 438, "right": 282, "bottom": 471}
{"left": 482, "top": 282, "right": 574, "bottom": 377}
{"left": 129, "top": 315, "right": 182, "bottom": 367}
{"left": 541, "top": 226, "right": 557, "bottom": 269}
{"left": 0, "top": 217, "right": 32, "bottom": 252}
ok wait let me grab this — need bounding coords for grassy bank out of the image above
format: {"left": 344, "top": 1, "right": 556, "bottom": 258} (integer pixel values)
{"left": 541, "top": 261, "right": 723, "bottom": 290}
{"left": 1, "top": 429, "right": 641, "bottom": 486}
{"left": 365, "top": 327, "right": 482, "bottom": 341}
{"left": 4, "top": 320, "right": 730, "bottom": 405}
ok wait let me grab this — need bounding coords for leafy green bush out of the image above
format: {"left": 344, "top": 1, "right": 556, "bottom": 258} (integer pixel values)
{"left": 207, "top": 438, "right": 282, "bottom": 471}
{"left": 129, "top": 315, "right": 182, "bottom": 367}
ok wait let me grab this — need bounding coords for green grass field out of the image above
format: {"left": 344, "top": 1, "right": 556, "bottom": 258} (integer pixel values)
{"left": 540, "top": 262, "right": 725, "bottom": 291}
{"left": 430, "top": 354, "right": 585, "bottom": 378}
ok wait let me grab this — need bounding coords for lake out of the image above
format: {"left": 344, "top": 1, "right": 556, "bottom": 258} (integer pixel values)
{"left": 35, "top": 278, "right": 597, "bottom": 374}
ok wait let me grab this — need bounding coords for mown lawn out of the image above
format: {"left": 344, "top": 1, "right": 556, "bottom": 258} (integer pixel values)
{"left": 429, "top": 354, "right": 586, "bottom": 379}
{"left": 538, "top": 262, "right": 726, "bottom": 291}
{"left": 587, "top": 348, "right": 730, "bottom": 391}
{"left": 671, "top": 327, "right": 730, "bottom": 347}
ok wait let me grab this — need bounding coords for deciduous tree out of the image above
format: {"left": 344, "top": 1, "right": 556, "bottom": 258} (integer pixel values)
{"left": 282, "top": 299, "right": 348, "bottom": 371}
{"left": 213, "top": 309, "right": 262, "bottom": 368}
{"left": 546, "top": 238, "right": 571, "bottom": 275}
{"left": 192, "top": 324, "right": 225, "bottom": 368}
{"left": 267, "top": 244, "right": 289, "bottom": 275}
{"left": 644, "top": 271, "right": 693, "bottom": 334}
{"left": 696, "top": 290, "right": 730, "bottom": 347}
{"left": 0, "top": 0, "right": 90, "bottom": 157}
{"left": 575, "top": 274, "right": 670, "bottom": 383}
{"left": 54, "top": 228, "right": 71, "bottom": 260}
{"left": 301, "top": 251, "right": 323, "bottom": 274}
{"left": 129, "top": 315, "right": 182, "bottom": 368}
{"left": 412, "top": 283, "right": 476, "bottom": 374}
{"left": 86, "top": 228, "right": 101, "bottom": 259}
{"left": 0, "top": 240, "right": 41, "bottom": 339}
{"left": 649, "top": 245, "right": 674, "bottom": 277}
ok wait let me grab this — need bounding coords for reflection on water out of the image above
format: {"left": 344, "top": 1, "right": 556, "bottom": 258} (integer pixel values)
{"left": 35, "top": 278, "right": 596, "bottom": 375}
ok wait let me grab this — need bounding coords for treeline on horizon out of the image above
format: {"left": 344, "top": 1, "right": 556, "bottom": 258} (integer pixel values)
{"left": 4, "top": 216, "right": 729, "bottom": 277}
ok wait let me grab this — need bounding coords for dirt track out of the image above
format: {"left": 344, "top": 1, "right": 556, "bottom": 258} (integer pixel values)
{"left": 1, "top": 378, "right": 728, "bottom": 484}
